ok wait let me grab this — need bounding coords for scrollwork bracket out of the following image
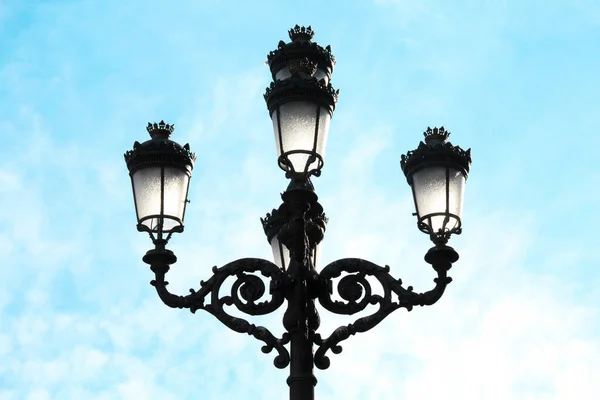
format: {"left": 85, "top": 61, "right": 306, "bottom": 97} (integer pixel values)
{"left": 145, "top": 250, "right": 291, "bottom": 369}
{"left": 312, "top": 245, "right": 456, "bottom": 369}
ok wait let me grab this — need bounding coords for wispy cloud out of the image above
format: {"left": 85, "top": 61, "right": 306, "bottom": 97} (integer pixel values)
{"left": 0, "top": 0, "right": 598, "bottom": 399}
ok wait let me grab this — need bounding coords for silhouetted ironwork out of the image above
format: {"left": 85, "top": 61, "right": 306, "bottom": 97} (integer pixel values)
{"left": 124, "top": 26, "right": 472, "bottom": 400}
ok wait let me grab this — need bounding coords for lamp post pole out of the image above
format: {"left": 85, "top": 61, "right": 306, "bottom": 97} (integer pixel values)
{"left": 124, "top": 26, "right": 472, "bottom": 400}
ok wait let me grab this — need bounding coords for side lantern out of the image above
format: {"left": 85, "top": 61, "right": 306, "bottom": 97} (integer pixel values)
{"left": 401, "top": 127, "right": 471, "bottom": 244}
{"left": 124, "top": 121, "right": 196, "bottom": 241}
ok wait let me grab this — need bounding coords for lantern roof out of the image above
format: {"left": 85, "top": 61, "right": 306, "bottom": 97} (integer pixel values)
{"left": 266, "top": 25, "right": 336, "bottom": 81}
{"left": 264, "top": 76, "right": 339, "bottom": 114}
{"left": 400, "top": 127, "right": 471, "bottom": 183}
{"left": 124, "top": 121, "right": 196, "bottom": 175}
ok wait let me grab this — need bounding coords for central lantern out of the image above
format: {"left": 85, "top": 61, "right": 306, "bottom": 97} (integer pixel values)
{"left": 264, "top": 25, "right": 339, "bottom": 177}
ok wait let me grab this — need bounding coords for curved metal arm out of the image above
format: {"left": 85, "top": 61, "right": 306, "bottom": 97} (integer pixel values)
{"left": 312, "top": 245, "right": 456, "bottom": 369}
{"left": 144, "top": 247, "right": 291, "bottom": 369}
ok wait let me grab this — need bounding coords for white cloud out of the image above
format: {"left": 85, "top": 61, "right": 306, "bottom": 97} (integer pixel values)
{"left": 0, "top": 1, "right": 598, "bottom": 399}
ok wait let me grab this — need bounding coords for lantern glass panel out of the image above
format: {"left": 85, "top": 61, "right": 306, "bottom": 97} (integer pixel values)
{"left": 270, "top": 238, "right": 290, "bottom": 270}
{"left": 271, "top": 102, "right": 331, "bottom": 172}
{"left": 411, "top": 166, "right": 465, "bottom": 234}
{"left": 275, "top": 67, "right": 291, "bottom": 81}
{"left": 132, "top": 166, "right": 162, "bottom": 230}
{"left": 131, "top": 165, "right": 190, "bottom": 233}
{"left": 312, "top": 242, "right": 322, "bottom": 270}
{"left": 162, "top": 166, "right": 190, "bottom": 230}
{"left": 269, "top": 238, "right": 322, "bottom": 270}
{"left": 314, "top": 68, "right": 329, "bottom": 85}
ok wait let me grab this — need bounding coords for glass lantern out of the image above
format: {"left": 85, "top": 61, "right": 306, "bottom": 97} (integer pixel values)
{"left": 401, "top": 127, "right": 471, "bottom": 243}
{"left": 261, "top": 201, "right": 327, "bottom": 271}
{"left": 264, "top": 25, "right": 338, "bottom": 177}
{"left": 124, "top": 121, "right": 196, "bottom": 241}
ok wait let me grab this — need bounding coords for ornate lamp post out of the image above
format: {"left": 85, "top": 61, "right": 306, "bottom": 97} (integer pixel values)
{"left": 124, "top": 26, "right": 472, "bottom": 400}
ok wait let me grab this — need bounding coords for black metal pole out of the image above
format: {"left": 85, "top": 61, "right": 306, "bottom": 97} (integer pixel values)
{"left": 285, "top": 277, "right": 317, "bottom": 400}
{"left": 278, "top": 182, "right": 320, "bottom": 400}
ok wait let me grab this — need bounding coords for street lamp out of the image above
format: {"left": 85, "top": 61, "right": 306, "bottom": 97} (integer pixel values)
{"left": 124, "top": 25, "right": 472, "bottom": 400}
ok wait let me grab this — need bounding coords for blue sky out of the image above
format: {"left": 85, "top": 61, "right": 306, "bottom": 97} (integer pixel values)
{"left": 1, "top": 0, "right": 599, "bottom": 399}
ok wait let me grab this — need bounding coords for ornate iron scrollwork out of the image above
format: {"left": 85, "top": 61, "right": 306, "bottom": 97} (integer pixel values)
{"left": 143, "top": 238, "right": 456, "bottom": 372}
{"left": 312, "top": 253, "right": 453, "bottom": 369}
{"left": 146, "top": 251, "right": 291, "bottom": 369}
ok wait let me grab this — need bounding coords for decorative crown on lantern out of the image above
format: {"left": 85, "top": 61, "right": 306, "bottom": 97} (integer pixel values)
{"left": 288, "top": 25, "right": 315, "bottom": 42}
{"left": 146, "top": 120, "right": 174, "bottom": 139}
{"left": 423, "top": 126, "right": 450, "bottom": 144}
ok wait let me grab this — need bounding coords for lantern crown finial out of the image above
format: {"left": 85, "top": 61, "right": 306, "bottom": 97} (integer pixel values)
{"left": 401, "top": 126, "right": 471, "bottom": 183}
{"left": 147, "top": 120, "right": 174, "bottom": 139}
{"left": 288, "top": 25, "right": 315, "bottom": 42}
{"left": 424, "top": 126, "right": 450, "bottom": 144}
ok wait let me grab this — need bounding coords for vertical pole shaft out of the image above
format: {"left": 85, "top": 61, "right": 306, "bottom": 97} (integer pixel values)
{"left": 278, "top": 179, "right": 323, "bottom": 400}
{"left": 287, "top": 281, "right": 316, "bottom": 400}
